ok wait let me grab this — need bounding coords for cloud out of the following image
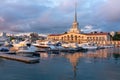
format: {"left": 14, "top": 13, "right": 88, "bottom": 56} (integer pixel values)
{"left": 0, "top": 17, "right": 5, "bottom": 22}
{"left": 97, "top": 0, "right": 120, "bottom": 22}
{"left": 0, "top": 0, "right": 119, "bottom": 33}
{"left": 82, "top": 25, "right": 101, "bottom": 33}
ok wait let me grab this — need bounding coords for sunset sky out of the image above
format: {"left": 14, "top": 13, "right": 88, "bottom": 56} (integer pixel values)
{"left": 0, "top": 0, "right": 120, "bottom": 33}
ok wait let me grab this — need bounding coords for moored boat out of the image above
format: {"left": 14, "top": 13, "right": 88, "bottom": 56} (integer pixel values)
{"left": 16, "top": 46, "right": 35, "bottom": 57}
{"left": 78, "top": 43, "right": 98, "bottom": 50}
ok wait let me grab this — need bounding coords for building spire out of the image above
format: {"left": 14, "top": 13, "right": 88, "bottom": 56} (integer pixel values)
{"left": 74, "top": 2, "right": 77, "bottom": 22}
{"left": 68, "top": 0, "right": 80, "bottom": 34}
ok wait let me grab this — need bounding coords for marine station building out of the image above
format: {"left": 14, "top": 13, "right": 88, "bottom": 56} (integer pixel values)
{"left": 47, "top": 5, "right": 112, "bottom": 46}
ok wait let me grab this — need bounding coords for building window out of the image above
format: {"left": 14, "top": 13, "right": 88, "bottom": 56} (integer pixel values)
{"left": 75, "top": 35, "right": 77, "bottom": 41}
{"left": 99, "top": 37, "right": 102, "bottom": 41}
{"left": 102, "top": 37, "right": 105, "bottom": 40}
{"left": 71, "top": 35, "right": 73, "bottom": 40}
{"left": 93, "top": 37, "right": 95, "bottom": 39}
{"left": 87, "top": 37, "right": 89, "bottom": 39}
{"left": 64, "top": 36, "right": 66, "bottom": 40}
{"left": 96, "top": 37, "right": 98, "bottom": 41}
{"left": 61, "top": 37, "right": 63, "bottom": 40}
{"left": 67, "top": 35, "right": 69, "bottom": 40}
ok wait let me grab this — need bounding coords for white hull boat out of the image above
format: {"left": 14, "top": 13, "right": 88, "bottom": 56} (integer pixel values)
{"left": 82, "top": 46, "right": 98, "bottom": 50}
{"left": 79, "top": 43, "right": 98, "bottom": 50}
{"left": 16, "top": 46, "right": 35, "bottom": 57}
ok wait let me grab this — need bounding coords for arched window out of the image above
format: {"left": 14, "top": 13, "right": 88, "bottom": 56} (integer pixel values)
{"left": 75, "top": 35, "right": 77, "bottom": 41}
{"left": 67, "top": 35, "right": 69, "bottom": 40}
{"left": 61, "top": 37, "right": 63, "bottom": 40}
{"left": 71, "top": 35, "right": 73, "bottom": 40}
{"left": 96, "top": 37, "right": 98, "bottom": 41}
{"left": 64, "top": 36, "right": 66, "bottom": 38}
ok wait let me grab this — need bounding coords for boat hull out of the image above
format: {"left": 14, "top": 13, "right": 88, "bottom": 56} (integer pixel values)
{"left": 16, "top": 52, "right": 34, "bottom": 57}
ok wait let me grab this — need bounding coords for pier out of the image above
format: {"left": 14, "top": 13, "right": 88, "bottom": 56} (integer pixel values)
{"left": 0, "top": 53, "right": 39, "bottom": 63}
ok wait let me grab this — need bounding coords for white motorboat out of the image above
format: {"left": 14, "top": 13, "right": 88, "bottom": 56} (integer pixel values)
{"left": 62, "top": 43, "right": 86, "bottom": 52}
{"left": 82, "top": 46, "right": 98, "bottom": 50}
{"left": 32, "top": 41, "right": 54, "bottom": 48}
{"left": 79, "top": 43, "right": 98, "bottom": 50}
{"left": 0, "top": 32, "right": 10, "bottom": 46}
{"left": 32, "top": 43, "right": 49, "bottom": 48}
{"left": 103, "top": 45, "right": 114, "bottom": 48}
{"left": 16, "top": 46, "right": 35, "bottom": 57}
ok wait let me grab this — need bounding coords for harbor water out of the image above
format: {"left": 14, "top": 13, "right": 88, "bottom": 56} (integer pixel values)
{"left": 0, "top": 48, "right": 120, "bottom": 80}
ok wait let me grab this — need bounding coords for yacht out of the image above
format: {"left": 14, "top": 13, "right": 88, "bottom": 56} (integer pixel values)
{"left": 103, "top": 45, "right": 114, "bottom": 48}
{"left": 79, "top": 43, "right": 98, "bottom": 50}
{"left": 0, "top": 32, "right": 10, "bottom": 46}
{"left": 32, "top": 41, "right": 53, "bottom": 48}
{"left": 62, "top": 43, "right": 87, "bottom": 52}
{"left": 16, "top": 46, "right": 35, "bottom": 57}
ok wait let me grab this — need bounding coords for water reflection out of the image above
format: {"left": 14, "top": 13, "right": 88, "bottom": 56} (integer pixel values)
{"left": 0, "top": 48, "right": 120, "bottom": 80}
{"left": 112, "top": 48, "right": 120, "bottom": 60}
{"left": 0, "top": 58, "right": 3, "bottom": 62}
{"left": 113, "top": 54, "right": 120, "bottom": 59}
{"left": 65, "top": 52, "right": 82, "bottom": 80}
{"left": 42, "top": 48, "right": 120, "bottom": 80}
{"left": 40, "top": 52, "right": 49, "bottom": 59}
{"left": 0, "top": 48, "right": 119, "bottom": 80}
{"left": 63, "top": 50, "right": 110, "bottom": 80}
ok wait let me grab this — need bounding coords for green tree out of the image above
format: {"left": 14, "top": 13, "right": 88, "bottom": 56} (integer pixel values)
{"left": 112, "top": 32, "right": 120, "bottom": 40}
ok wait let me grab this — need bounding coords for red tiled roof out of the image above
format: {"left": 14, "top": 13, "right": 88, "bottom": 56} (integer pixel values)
{"left": 48, "top": 34, "right": 63, "bottom": 36}
{"left": 48, "top": 32, "right": 109, "bottom": 36}
{"left": 84, "top": 33, "right": 109, "bottom": 35}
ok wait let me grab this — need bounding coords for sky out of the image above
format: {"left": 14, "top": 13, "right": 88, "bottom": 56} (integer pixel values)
{"left": 0, "top": 0, "right": 120, "bottom": 34}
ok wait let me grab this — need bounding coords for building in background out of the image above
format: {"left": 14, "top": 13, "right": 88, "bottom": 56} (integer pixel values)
{"left": 47, "top": 4, "right": 111, "bottom": 45}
